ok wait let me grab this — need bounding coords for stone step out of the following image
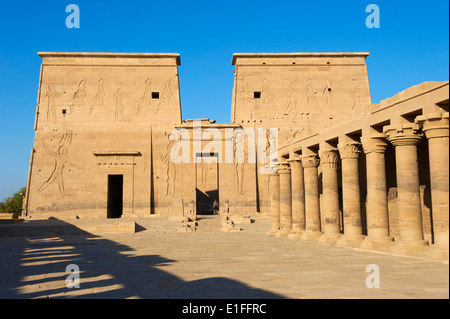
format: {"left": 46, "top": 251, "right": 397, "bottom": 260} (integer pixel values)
{"left": 195, "top": 216, "right": 222, "bottom": 232}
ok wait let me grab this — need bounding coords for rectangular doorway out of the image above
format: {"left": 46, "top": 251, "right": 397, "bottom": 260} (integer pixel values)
{"left": 196, "top": 153, "right": 219, "bottom": 215}
{"left": 107, "top": 175, "right": 123, "bottom": 218}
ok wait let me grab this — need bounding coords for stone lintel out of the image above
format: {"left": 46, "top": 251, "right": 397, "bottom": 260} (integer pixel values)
{"left": 93, "top": 151, "right": 142, "bottom": 157}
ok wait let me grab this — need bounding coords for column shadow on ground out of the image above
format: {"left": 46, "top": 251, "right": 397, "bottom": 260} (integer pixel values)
{"left": 0, "top": 218, "right": 284, "bottom": 299}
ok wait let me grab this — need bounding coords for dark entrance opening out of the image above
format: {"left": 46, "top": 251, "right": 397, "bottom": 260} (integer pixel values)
{"left": 195, "top": 153, "right": 219, "bottom": 215}
{"left": 196, "top": 189, "right": 219, "bottom": 215}
{"left": 107, "top": 175, "right": 123, "bottom": 218}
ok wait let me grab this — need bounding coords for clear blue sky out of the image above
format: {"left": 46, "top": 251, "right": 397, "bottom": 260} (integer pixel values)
{"left": 0, "top": 0, "right": 448, "bottom": 201}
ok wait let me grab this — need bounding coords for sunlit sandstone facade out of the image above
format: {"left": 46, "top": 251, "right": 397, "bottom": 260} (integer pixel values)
{"left": 271, "top": 81, "right": 449, "bottom": 260}
{"left": 23, "top": 52, "right": 449, "bottom": 259}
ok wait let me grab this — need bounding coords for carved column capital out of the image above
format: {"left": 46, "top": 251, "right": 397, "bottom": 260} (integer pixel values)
{"left": 383, "top": 123, "right": 423, "bottom": 147}
{"left": 278, "top": 161, "right": 291, "bottom": 174}
{"left": 338, "top": 143, "right": 361, "bottom": 160}
{"left": 300, "top": 154, "right": 320, "bottom": 168}
{"left": 287, "top": 157, "right": 302, "bottom": 172}
{"left": 415, "top": 112, "right": 449, "bottom": 139}
{"left": 319, "top": 149, "right": 339, "bottom": 169}
{"left": 361, "top": 133, "right": 388, "bottom": 154}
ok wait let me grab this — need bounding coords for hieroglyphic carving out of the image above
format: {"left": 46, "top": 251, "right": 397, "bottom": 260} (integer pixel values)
{"left": 67, "top": 80, "right": 87, "bottom": 114}
{"left": 45, "top": 84, "right": 63, "bottom": 121}
{"left": 38, "top": 130, "right": 76, "bottom": 197}
{"left": 137, "top": 78, "right": 152, "bottom": 115}
{"left": 89, "top": 78, "right": 105, "bottom": 114}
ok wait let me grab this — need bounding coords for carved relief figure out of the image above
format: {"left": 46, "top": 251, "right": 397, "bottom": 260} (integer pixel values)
{"left": 248, "top": 96, "right": 258, "bottom": 120}
{"left": 89, "top": 78, "right": 105, "bottom": 114}
{"left": 236, "top": 161, "right": 244, "bottom": 195}
{"left": 284, "top": 79, "right": 299, "bottom": 116}
{"left": 114, "top": 84, "right": 126, "bottom": 120}
{"left": 158, "top": 78, "right": 174, "bottom": 111}
{"left": 199, "top": 157, "right": 208, "bottom": 188}
{"left": 239, "top": 77, "right": 252, "bottom": 118}
{"left": 137, "top": 78, "right": 152, "bottom": 114}
{"left": 323, "top": 79, "right": 333, "bottom": 105}
{"left": 45, "top": 84, "right": 63, "bottom": 121}
{"left": 68, "top": 80, "right": 87, "bottom": 113}
{"left": 261, "top": 79, "right": 269, "bottom": 104}
{"left": 262, "top": 129, "right": 271, "bottom": 196}
{"left": 234, "top": 133, "right": 248, "bottom": 196}
{"left": 260, "top": 78, "right": 270, "bottom": 118}
{"left": 161, "top": 134, "right": 178, "bottom": 197}
{"left": 38, "top": 130, "right": 76, "bottom": 197}
{"left": 351, "top": 79, "right": 362, "bottom": 115}
{"left": 306, "top": 78, "right": 316, "bottom": 105}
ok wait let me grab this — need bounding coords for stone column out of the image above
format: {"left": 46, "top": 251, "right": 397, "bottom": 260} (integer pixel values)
{"left": 360, "top": 133, "right": 394, "bottom": 250}
{"left": 318, "top": 149, "right": 342, "bottom": 243}
{"left": 267, "top": 172, "right": 280, "bottom": 236}
{"left": 336, "top": 142, "right": 365, "bottom": 247}
{"left": 416, "top": 112, "right": 449, "bottom": 260}
{"left": 300, "top": 154, "right": 322, "bottom": 240}
{"left": 384, "top": 123, "right": 429, "bottom": 254}
{"left": 278, "top": 162, "right": 292, "bottom": 237}
{"left": 288, "top": 156, "right": 305, "bottom": 238}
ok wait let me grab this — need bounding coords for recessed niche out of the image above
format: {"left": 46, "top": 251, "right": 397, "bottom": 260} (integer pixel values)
{"left": 152, "top": 92, "right": 159, "bottom": 99}
{"left": 254, "top": 91, "right": 261, "bottom": 99}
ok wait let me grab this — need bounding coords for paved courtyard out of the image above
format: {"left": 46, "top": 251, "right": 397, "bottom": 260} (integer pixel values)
{"left": 0, "top": 216, "right": 448, "bottom": 299}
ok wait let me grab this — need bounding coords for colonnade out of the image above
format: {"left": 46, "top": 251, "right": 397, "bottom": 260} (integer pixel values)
{"left": 268, "top": 112, "right": 449, "bottom": 260}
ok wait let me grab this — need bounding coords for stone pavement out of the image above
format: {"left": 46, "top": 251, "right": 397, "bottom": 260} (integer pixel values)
{"left": 0, "top": 216, "right": 448, "bottom": 299}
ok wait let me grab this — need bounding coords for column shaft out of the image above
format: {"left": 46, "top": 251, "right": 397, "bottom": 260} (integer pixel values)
{"left": 267, "top": 173, "right": 280, "bottom": 236}
{"left": 278, "top": 163, "right": 292, "bottom": 236}
{"left": 385, "top": 124, "right": 428, "bottom": 254}
{"left": 300, "top": 155, "right": 322, "bottom": 240}
{"left": 289, "top": 158, "right": 305, "bottom": 236}
{"left": 396, "top": 145, "right": 424, "bottom": 240}
{"left": 416, "top": 112, "right": 449, "bottom": 260}
{"left": 361, "top": 134, "right": 394, "bottom": 250}
{"left": 337, "top": 143, "right": 365, "bottom": 247}
{"left": 428, "top": 136, "right": 449, "bottom": 244}
{"left": 318, "top": 149, "right": 342, "bottom": 243}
